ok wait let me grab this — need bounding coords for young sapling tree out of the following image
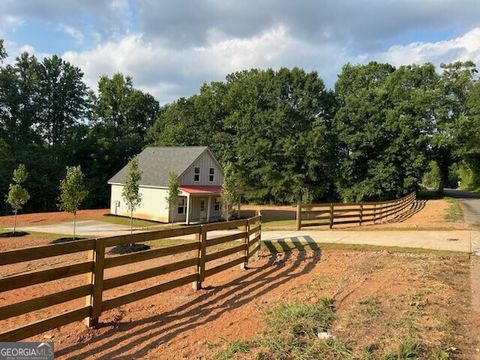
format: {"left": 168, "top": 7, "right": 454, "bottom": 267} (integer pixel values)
{"left": 6, "top": 164, "right": 30, "bottom": 235}
{"left": 58, "top": 165, "right": 88, "bottom": 241}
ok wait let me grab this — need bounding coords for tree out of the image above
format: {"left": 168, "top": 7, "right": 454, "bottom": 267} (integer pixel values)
{"left": 122, "top": 156, "right": 142, "bottom": 233}
{"left": 149, "top": 67, "right": 336, "bottom": 204}
{"left": 166, "top": 172, "right": 179, "bottom": 223}
{"left": 334, "top": 62, "right": 435, "bottom": 201}
{"left": 0, "top": 39, "right": 7, "bottom": 62}
{"left": 58, "top": 166, "right": 88, "bottom": 240}
{"left": 6, "top": 164, "right": 30, "bottom": 234}
{"left": 431, "top": 61, "right": 478, "bottom": 194}
{"left": 221, "top": 162, "right": 237, "bottom": 221}
{"left": 37, "top": 55, "right": 89, "bottom": 153}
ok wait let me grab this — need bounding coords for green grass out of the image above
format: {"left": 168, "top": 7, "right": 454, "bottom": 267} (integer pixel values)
{"left": 0, "top": 226, "right": 93, "bottom": 241}
{"left": 99, "top": 214, "right": 163, "bottom": 228}
{"left": 260, "top": 240, "right": 469, "bottom": 258}
{"left": 214, "top": 298, "right": 348, "bottom": 360}
{"left": 443, "top": 198, "right": 463, "bottom": 222}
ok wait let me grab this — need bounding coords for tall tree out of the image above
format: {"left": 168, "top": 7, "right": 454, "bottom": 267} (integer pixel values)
{"left": 221, "top": 162, "right": 237, "bottom": 221}
{"left": 88, "top": 73, "right": 159, "bottom": 207}
{"left": 58, "top": 166, "right": 88, "bottom": 240}
{"left": 0, "top": 39, "right": 6, "bottom": 62}
{"left": 37, "top": 55, "right": 89, "bottom": 153}
{"left": 334, "top": 62, "right": 436, "bottom": 201}
{"left": 150, "top": 68, "right": 336, "bottom": 204}
{"left": 432, "top": 61, "right": 478, "bottom": 194}
{"left": 166, "top": 172, "right": 179, "bottom": 223}
{"left": 122, "top": 156, "right": 142, "bottom": 233}
{"left": 6, "top": 164, "right": 30, "bottom": 235}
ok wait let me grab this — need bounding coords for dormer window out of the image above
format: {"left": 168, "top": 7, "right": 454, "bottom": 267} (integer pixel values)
{"left": 194, "top": 167, "right": 200, "bottom": 182}
{"left": 209, "top": 168, "right": 215, "bottom": 182}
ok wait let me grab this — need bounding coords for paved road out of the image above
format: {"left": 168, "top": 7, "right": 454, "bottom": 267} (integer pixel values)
{"left": 444, "top": 188, "right": 480, "bottom": 253}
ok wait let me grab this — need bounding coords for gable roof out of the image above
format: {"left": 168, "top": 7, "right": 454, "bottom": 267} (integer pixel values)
{"left": 108, "top": 146, "right": 217, "bottom": 187}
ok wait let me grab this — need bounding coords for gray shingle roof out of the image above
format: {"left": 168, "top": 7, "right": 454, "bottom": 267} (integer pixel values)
{"left": 108, "top": 146, "right": 209, "bottom": 187}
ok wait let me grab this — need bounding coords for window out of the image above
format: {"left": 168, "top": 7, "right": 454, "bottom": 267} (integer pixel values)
{"left": 178, "top": 198, "right": 186, "bottom": 214}
{"left": 194, "top": 166, "right": 200, "bottom": 182}
{"left": 209, "top": 168, "right": 215, "bottom": 182}
{"left": 200, "top": 199, "right": 206, "bottom": 212}
{"left": 214, "top": 198, "right": 220, "bottom": 211}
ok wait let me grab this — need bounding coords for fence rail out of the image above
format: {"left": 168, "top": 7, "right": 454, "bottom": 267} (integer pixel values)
{"left": 296, "top": 192, "right": 416, "bottom": 230}
{"left": 0, "top": 215, "right": 261, "bottom": 342}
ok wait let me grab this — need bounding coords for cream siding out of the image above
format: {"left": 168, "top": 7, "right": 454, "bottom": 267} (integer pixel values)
{"left": 179, "top": 151, "right": 223, "bottom": 186}
{"left": 110, "top": 184, "right": 171, "bottom": 222}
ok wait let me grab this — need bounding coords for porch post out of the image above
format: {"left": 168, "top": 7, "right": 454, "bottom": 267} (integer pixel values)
{"left": 207, "top": 196, "right": 212, "bottom": 223}
{"left": 186, "top": 194, "right": 191, "bottom": 225}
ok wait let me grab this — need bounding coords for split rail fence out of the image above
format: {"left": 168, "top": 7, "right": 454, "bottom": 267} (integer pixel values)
{"left": 0, "top": 215, "right": 261, "bottom": 342}
{"left": 296, "top": 192, "right": 416, "bottom": 230}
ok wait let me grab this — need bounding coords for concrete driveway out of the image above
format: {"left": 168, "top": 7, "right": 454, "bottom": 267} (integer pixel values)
{"left": 261, "top": 229, "right": 473, "bottom": 252}
{"left": 18, "top": 220, "right": 138, "bottom": 237}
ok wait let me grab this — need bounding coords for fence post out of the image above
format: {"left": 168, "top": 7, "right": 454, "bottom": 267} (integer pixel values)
{"left": 329, "top": 203, "right": 334, "bottom": 229}
{"left": 360, "top": 204, "right": 363, "bottom": 225}
{"left": 296, "top": 204, "right": 302, "bottom": 230}
{"left": 193, "top": 227, "right": 207, "bottom": 290}
{"left": 241, "top": 219, "right": 249, "bottom": 270}
{"left": 84, "top": 239, "right": 105, "bottom": 327}
{"left": 373, "top": 204, "right": 376, "bottom": 224}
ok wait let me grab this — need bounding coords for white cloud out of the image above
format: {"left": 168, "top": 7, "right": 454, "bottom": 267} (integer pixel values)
{"left": 62, "top": 26, "right": 343, "bottom": 103}
{"left": 57, "top": 24, "right": 85, "bottom": 44}
{"left": 375, "top": 27, "right": 480, "bottom": 67}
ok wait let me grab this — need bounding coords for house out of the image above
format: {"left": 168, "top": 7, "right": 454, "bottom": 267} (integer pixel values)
{"left": 108, "top": 146, "right": 235, "bottom": 224}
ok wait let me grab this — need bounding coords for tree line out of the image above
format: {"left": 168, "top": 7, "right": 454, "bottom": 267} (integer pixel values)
{"left": 1, "top": 37, "right": 479, "bottom": 214}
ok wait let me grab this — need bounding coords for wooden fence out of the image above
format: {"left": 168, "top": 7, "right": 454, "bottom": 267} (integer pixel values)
{"left": 296, "top": 192, "right": 416, "bottom": 230}
{"left": 0, "top": 215, "right": 261, "bottom": 342}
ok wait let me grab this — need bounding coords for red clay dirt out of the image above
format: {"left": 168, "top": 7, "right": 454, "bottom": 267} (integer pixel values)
{"left": 1, "top": 248, "right": 478, "bottom": 359}
{"left": 0, "top": 209, "right": 109, "bottom": 228}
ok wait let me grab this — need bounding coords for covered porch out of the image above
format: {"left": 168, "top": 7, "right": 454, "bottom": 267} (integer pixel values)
{"left": 177, "top": 185, "right": 240, "bottom": 224}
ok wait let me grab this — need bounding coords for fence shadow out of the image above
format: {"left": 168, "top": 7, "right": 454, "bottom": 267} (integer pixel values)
{"left": 55, "top": 244, "right": 322, "bottom": 359}
{"left": 384, "top": 200, "right": 427, "bottom": 224}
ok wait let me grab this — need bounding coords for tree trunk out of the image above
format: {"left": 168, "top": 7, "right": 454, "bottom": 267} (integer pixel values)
{"left": 73, "top": 212, "right": 76, "bottom": 241}
{"left": 13, "top": 210, "right": 17, "bottom": 235}
{"left": 130, "top": 210, "right": 133, "bottom": 235}
{"left": 437, "top": 163, "right": 449, "bottom": 196}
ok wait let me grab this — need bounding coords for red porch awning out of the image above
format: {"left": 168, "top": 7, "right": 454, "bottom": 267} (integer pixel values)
{"left": 179, "top": 185, "right": 223, "bottom": 195}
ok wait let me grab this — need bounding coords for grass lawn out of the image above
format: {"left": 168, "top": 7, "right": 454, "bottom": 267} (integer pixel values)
{"left": 444, "top": 197, "right": 463, "bottom": 222}
{"left": 98, "top": 214, "right": 163, "bottom": 228}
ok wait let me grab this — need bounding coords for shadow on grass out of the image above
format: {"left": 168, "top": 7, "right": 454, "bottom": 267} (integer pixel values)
{"left": 50, "top": 237, "right": 88, "bottom": 244}
{"left": 109, "top": 243, "right": 151, "bottom": 254}
{"left": 0, "top": 231, "right": 29, "bottom": 238}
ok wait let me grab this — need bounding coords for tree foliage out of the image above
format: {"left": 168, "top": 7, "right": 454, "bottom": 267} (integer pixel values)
{"left": 6, "top": 164, "right": 30, "bottom": 234}
{"left": 221, "top": 162, "right": 237, "bottom": 221}
{"left": 1, "top": 35, "right": 480, "bottom": 208}
{"left": 58, "top": 165, "right": 88, "bottom": 240}
{"left": 166, "top": 172, "right": 179, "bottom": 223}
{"left": 122, "top": 156, "right": 142, "bottom": 232}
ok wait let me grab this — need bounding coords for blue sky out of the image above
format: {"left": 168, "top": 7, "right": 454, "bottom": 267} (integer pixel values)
{"left": 1, "top": 0, "right": 480, "bottom": 104}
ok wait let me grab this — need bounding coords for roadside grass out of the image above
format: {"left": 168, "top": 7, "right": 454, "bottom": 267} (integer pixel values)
{"left": 98, "top": 214, "right": 162, "bottom": 228}
{"left": 0, "top": 226, "right": 93, "bottom": 241}
{"left": 443, "top": 198, "right": 463, "bottom": 222}
{"left": 215, "top": 248, "right": 468, "bottom": 360}
{"left": 215, "top": 298, "right": 432, "bottom": 360}
{"left": 260, "top": 240, "right": 469, "bottom": 258}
